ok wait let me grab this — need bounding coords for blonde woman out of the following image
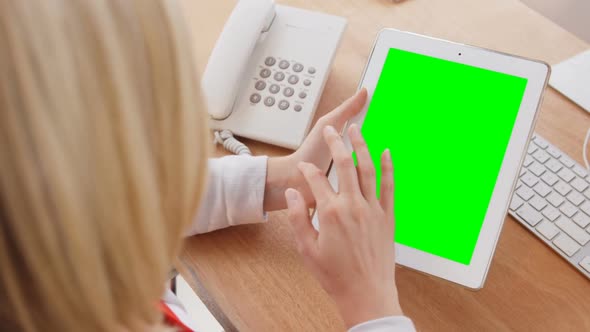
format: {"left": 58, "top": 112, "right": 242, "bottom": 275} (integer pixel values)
{"left": 0, "top": 1, "right": 415, "bottom": 331}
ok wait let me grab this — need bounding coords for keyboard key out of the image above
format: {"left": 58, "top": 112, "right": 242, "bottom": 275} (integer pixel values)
{"left": 541, "top": 205, "right": 560, "bottom": 222}
{"left": 527, "top": 144, "right": 538, "bottom": 154}
{"left": 534, "top": 135, "right": 549, "bottom": 149}
{"left": 579, "top": 256, "right": 590, "bottom": 273}
{"left": 580, "top": 201, "right": 590, "bottom": 216}
{"left": 536, "top": 220, "right": 560, "bottom": 240}
{"left": 510, "top": 196, "right": 524, "bottom": 211}
{"left": 533, "top": 150, "right": 551, "bottom": 163}
{"left": 553, "top": 234, "right": 581, "bottom": 257}
{"left": 555, "top": 218, "right": 590, "bottom": 245}
{"left": 521, "top": 172, "right": 539, "bottom": 187}
{"left": 566, "top": 191, "right": 584, "bottom": 206}
{"left": 560, "top": 155, "right": 575, "bottom": 168}
{"left": 554, "top": 181, "right": 572, "bottom": 196}
{"left": 573, "top": 212, "right": 590, "bottom": 228}
{"left": 519, "top": 168, "right": 526, "bottom": 177}
{"left": 532, "top": 150, "right": 550, "bottom": 164}
{"left": 533, "top": 182, "right": 551, "bottom": 197}
{"left": 528, "top": 162, "right": 546, "bottom": 176}
{"left": 516, "top": 180, "right": 523, "bottom": 190}
{"left": 560, "top": 201, "right": 578, "bottom": 218}
{"left": 557, "top": 168, "right": 575, "bottom": 182}
{"left": 570, "top": 177, "right": 589, "bottom": 193}
{"left": 529, "top": 195, "right": 547, "bottom": 211}
{"left": 546, "top": 192, "right": 565, "bottom": 207}
{"left": 541, "top": 171, "right": 559, "bottom": 186}
{"left": 545, "top": 145, "right": 562, "bottom": 158}
{"left": 516, "top": 204, "right": 543, "bottom": 226}
{"left": 523, "top": 155, "right": 534, "bottom": 167}
{"left": 584, "top": 188, "right": 590, "bottom": 200}
{"left": 544, "top": 159, "right": 563, "bottom": 173}
{"left": 572, "top": 165, "right": 588, "bottom": 178}
{"left": 516, "top": 186, "right": 535, "bottom": 201}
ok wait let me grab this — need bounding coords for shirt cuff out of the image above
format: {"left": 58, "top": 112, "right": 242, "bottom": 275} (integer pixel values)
{"left": 186, "top": 155, "right": 268, "bottom": 235}
{"left": 348, "top": 316, "right": 416, "bottom": 332}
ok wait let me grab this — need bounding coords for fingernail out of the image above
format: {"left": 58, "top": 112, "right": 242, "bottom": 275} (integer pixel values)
{"left": 325, "top": 125, "right": 337, "bottom": 135}
{"left": 285, "top": 188, "right": 298, "bottom": 206}
{"left": 384, "top": 148, "right": 391, "bottom": 161}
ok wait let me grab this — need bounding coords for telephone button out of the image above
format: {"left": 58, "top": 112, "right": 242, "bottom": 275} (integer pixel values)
{"left": 294, "top": 104, "right": 303, "bottom": 112}
{"left": 249, "top": 93, "right": 261, "bottom": 104}
{"left": 288, "top": 75, "right": 299, "bottom": 85}
{"left": 264, "top": 57, "right": 276, "bottom": 66}
{"left": 303, "top": 79, "right": 311, "bottom": 86}
{"left": 274, "top": 72, "right": 285, "bottom": 82}
{"left": 260, "top": 68, "right": 271, "bottom": 78}
{"left": 255, "top": 80, "right": 266, "bottom": 91}
{"left": 269, "top": 84, "right": 280, "bottom": 94}
{"left": 279, "top": 60, "right": 290, "bottom": 69}
{"left": 283, "top": 87, "right": 294, "bottom": 97}
{"left": 264, "top": 96, "right": 275, "bottom": 107}
{"left": 299, "top": 91, "right": 307, "bottom": 99}
{"left": 308, "top": 67, "right": 316, "bottom": 74}
{"left": 293, "top": 63, "right": 304, "bottom": 72}
{"left": 278, "top": 100, "right": 290, "bottom": 110}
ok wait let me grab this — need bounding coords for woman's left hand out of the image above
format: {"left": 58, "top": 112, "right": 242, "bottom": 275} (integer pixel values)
{"left": 264, "top": 88, "right": 368, "bottom": 211}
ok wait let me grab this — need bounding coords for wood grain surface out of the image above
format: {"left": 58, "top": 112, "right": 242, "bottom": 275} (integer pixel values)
{"left": 178, "top": 0, "right": 590, "bottom": 331}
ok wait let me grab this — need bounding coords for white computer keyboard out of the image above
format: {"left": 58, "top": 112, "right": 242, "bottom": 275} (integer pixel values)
{"left": 509, "top": 133, "right": 590, "bottom": 280}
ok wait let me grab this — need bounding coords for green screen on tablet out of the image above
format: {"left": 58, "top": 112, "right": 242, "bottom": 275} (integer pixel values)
{"left": 362, "top": 48, "right": 528, "bottom": 265}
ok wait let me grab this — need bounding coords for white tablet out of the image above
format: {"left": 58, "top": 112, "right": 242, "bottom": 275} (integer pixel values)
{"left": 312, "top": 29, "right": 550, "bottom": 289}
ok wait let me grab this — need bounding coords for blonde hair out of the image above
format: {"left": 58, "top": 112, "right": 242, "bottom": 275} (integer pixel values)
{"left": 0, "top": 0, "right": 209, "bottom": 331}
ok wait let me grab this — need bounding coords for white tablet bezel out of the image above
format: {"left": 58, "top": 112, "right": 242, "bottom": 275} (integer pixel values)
{"left": 312, "top": 29, "right": 550, "bottom": 289}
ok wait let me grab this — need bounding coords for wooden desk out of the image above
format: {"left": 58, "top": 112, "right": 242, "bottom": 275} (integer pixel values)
{"left": 178, "top": 0, "right": 590, "bottom": 330}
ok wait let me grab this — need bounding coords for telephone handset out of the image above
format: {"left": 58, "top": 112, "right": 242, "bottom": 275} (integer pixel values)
{"left": 201, "top": 0, "right": 347, "bottom": 150}
{"left": 202, "top": 0, "right": 275, "bottom": 120}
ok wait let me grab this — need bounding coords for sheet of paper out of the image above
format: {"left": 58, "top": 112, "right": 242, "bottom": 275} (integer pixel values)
{"left": 549, "top": 50, "right": 590, "bottom": 113}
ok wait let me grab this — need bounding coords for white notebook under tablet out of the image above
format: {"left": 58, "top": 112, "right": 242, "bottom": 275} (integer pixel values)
{"left": 312, "top": 29, "right": 550, "bottom": 289}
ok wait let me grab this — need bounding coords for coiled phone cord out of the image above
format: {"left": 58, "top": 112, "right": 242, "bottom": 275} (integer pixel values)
{"left": 214, "top": 130, "right": 252, "bottom": 156}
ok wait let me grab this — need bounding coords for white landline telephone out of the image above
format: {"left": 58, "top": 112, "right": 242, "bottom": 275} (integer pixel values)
{"left": 202, "top": 0, "right": 347, "bottom": 153}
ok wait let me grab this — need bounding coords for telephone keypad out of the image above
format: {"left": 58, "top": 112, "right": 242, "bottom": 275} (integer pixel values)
{"left": 265, "top": 57, "right": 276, "bottom": 66}
{"left": 278, "top": 100, "right": 290, "bottom": 110}
{"left": 255, "top": 80, "right": 266, "bottom": 90}
{"left": 293, "top": 63, "right": 304, "bottom": 72}
{"left": 269, "top": 84, "right": 280, "bottom": 94}
{"left": 283, "top": 87, "right": 294, "bottom": 97}
{"left": 250, "top": 93, "right": 261, "bottom": 104}
{"left": 274, "top": 72, "right": 285, "bottom": 81}
{"left": 252, "top": 55, "right": 317, "bottom": 112}
{"left": 279, "top": 60, "right": 290, "bottom": 69}
{"left": 264, "top": 96, "right": 275, "bottom": 107}
{"left": 288, "top": 75, "right": 299, "bottom": 85}
{"left": 260, "top": 68, "right": 271, "bottom": 78}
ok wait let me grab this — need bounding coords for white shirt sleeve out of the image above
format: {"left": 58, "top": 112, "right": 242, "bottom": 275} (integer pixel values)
{"left": 348, "top": 316, "right": 416, "bottom": 332}
{"left": 185, "top": 155, "right": 269, "bottom": 236}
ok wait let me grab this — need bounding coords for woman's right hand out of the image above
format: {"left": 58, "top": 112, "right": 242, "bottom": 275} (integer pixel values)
{"left": 284, "top": 123, "right": 402, "bottom": 329}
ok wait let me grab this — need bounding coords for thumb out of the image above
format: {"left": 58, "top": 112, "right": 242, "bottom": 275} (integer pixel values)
{"left": 285, "top": 188, "right": 318, "bottom": 257}
{"left": 328, "top": 88, "right": 368, "bottom": 129}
